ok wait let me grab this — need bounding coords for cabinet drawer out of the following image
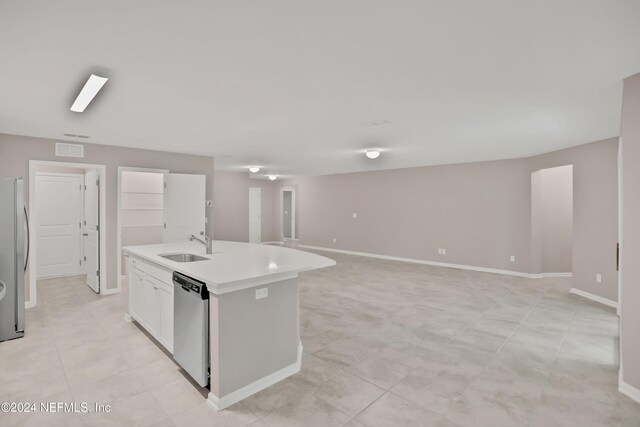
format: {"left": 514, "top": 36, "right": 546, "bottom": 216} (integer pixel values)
{"left": 128, "top": 256, "right": 143, "bottom": 273}
{"left": 142, "top": 260, "right": 173, "bottom": 286}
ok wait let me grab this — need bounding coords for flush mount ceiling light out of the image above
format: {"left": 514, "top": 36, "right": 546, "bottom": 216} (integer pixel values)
{"left": 70, "top": 74, "right": 109, "bottom": 113}
{"left": 365, "top": 150, "right": 381, "bottom": 159}
{"left": 268, "top": 175, "right": 277, "bottom": 181}
{"left": 249, "top": 166, "right": 260, "bottom": 173}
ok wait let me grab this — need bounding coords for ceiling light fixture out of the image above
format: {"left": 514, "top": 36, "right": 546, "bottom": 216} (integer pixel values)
{"left": 249, "top": 166, "right": 260, "bottom": 173}
{"left": 365, "top": 150, "right": 381, "bottom": 159}
{"left": 268, "top": 175, "right": 277, "bottom": 181}
{"left": 70, "top": 74, "right": 109, "bottom": 112}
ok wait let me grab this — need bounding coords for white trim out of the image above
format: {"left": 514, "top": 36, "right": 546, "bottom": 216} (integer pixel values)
{"left": 540, "top": 272, "right": 573, "bottom": 278}
{"left": 25, "top": 300, "right": 35, "bottom": 309}
{"left": 28, "top": 160, "right": 107, "bottom": 306}
{"left": 123, "top": 313, "right": 133, "bottom": 322}
{"left": 569, "top": 288, "right": 618, "bottom": 309}
{"left": 261, "top": 241, "right": 283, "bottom": 245}
{"left": 618, "top": 136, "right": 624, "bottom": 388}
{"left": 116, "top": 166, "right": 169, "bottom": 296}
{"left": 207, "top": 341, "right": 303, "bottom": 411}
{"left": 620, "top": 380, "right": 640, "bottom": 404}
{"left": 298, "top": 245, "right": 543, "bottom": 278}
{"left": 281, "top": 186, "right": 296, "bottom": 241}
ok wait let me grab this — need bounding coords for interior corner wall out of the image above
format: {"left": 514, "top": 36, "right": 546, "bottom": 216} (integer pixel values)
{"left": 621, "top": 72, "right": 640, "bottom": 392}
{"left": 278, "top": 137, "right": 617, "bottom": 302}
{"left": 528, "top": 138, "right": 618, "bottom": 301}
{"left": 213, "top": 170, "right": 276, "bottom": 243}
{"left": 0, "top": 133, "right": 215, "bottom": 301}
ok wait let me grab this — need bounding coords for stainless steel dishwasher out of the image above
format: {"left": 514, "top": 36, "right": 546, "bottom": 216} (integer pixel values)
{"left": 173, "top": 272, "right": 210, "bottom": 387}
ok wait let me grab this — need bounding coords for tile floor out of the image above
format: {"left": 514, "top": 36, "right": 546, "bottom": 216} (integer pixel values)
{"left": 1, "top": 251, "right": 639, "bottom": 426}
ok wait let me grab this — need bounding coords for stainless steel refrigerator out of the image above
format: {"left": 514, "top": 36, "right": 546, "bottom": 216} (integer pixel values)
{"left": 0, "top": 177, "right": 27, "bottom": 342}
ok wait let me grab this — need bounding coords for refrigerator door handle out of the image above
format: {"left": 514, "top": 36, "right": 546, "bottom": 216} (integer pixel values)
{"left": 24, "top": 206, "right": 29, "bottom": 272}
{"left": 0, "top": 280, "right": 6, "bottom": 303}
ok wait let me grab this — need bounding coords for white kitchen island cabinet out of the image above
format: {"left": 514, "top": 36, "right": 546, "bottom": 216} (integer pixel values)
{"left": 123, "top": 240, "right": 335, "bottom": 411}
{"left": 126, "top": 255, "right": 174, "bottom": 353}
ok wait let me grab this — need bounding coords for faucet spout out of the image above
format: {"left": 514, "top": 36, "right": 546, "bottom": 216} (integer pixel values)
{"left": 189, "top": 232, "right": 213, "bottom": 254}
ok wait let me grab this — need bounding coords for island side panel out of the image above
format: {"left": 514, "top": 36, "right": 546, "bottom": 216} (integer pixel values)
{"left": 209, "top": 295, "right": 221, "bottom": 397}
{"left": 216, "top": 277, "right": 300, "bottom": 397}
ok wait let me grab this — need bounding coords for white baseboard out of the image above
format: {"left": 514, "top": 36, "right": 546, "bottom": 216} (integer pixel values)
{"left": 101, "top": 287, "right": 120, "bottom": 295}
{"left": 541, "top": 272, "right": 573, "bottom": 278}
{"left": 25, "top": 300, "right": 35, "bottom": 309}
{"left": 207, "top": 341, "right": 303, "bottom": 411}
{"left": 298, "top": 245, "right": 543, "bottom": 279}
{"left": 569, "top": 288, "right": 618, "bottom": 309}
{"left": 123, "top": 313, "right": 133, "bottom": 322}
{"left": 620, "top": 379, "right": 640, "bottom": 404}
{"left": 261, "top": 241, "right": 283, "bottom": 245}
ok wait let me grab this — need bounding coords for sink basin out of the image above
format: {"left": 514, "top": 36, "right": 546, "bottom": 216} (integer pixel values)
{"left": 159, "top": 253, "right": 209, "bottom": 263}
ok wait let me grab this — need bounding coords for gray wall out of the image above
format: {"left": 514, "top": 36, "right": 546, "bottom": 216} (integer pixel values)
{"left": 621, "top": 72, "right": 640, "bottom": 392}
{"left": 277, "top": 138, "right": 618, "bottom": 301}
{"left": 213, "top": 170, "right": 276, "bottom": 243}
{"left": 0, "top": 133, "right": 214, "bottom": 300}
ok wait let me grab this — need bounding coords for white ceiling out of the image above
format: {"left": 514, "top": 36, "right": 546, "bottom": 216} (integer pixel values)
{"left": 1, "top": 1, "right": 640, "bottom": 177}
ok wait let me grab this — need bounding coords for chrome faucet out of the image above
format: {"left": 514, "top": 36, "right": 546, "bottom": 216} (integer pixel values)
{"left": 189, "top": 231, "right": 213, "bottom": 254}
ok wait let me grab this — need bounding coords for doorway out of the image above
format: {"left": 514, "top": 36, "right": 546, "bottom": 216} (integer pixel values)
{"left": 531, "top": 164, "right": 574, "bottom": 276}
{"left": 117, "top": 167, "right": 168, "bottom": 290}
{"left": 281, "top": 187, "right": 296, "bottom": 240}
{"left": 249, "top": 187, "right": 262, "bottom": 243}
{"left": 28, "top": 161, "right": 107, "bottom": 305}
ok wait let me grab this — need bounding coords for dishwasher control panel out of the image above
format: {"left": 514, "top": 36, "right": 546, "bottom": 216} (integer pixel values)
{"left": 173, "top": 272, "right": 209, "bottom": 299}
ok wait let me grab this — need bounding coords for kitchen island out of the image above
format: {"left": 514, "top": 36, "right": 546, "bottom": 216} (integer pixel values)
{"left": 122, "top": 240, "right": 335, "bottom": 411}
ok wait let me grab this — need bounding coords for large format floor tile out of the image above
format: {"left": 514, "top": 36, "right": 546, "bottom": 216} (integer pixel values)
{"left": 1, "top": 251, "right": 639, "bottom": 426}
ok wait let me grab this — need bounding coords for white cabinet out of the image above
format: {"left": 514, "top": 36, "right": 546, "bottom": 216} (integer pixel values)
{"left": 129, "top": 266, "right": 145, "bottom": 323}
{"left": 144, "top": 276, "right": 162, "bottom": 338}
{"left": 158, "top": 285, "right": 174, "bottom": 351}
{"left": 127, "top": 255, "right": 174, "bottom": 353}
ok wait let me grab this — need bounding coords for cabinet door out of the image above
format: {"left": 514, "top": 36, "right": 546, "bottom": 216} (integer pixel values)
{"left": 129, "top": 267, "right": 145, "bottom": 323}
{"left": 144, "top": 278, "right": 161, "bottom": 339}
{"left": 158, "top": 285, "right": 174, "bottom": 352}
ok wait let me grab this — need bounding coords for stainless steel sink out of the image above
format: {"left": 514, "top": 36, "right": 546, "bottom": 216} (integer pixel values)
{"left": 159, "top": 253, "right": 209, "bottom": 263}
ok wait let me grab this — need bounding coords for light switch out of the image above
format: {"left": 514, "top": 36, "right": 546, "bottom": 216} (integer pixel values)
{"left": 255, "top": 288, "right": 268, "bottom": 300}
{"left": 596, "top": 274, "right": 602, "bottom": 283}
{"left": 352, "top": 213, "right": 357, "bottom": 218}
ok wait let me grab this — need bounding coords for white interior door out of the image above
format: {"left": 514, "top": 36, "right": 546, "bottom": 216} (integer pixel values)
{"left": 249, "top": 187, "right": 261, "bottom": 243}
{"left": 163, "top": 173, "right": 206, "bottom": 242}
{"left": 35, "top": 174, "right": 82, "bottom": 279}
{"left": 83, "top": 170, "right": 100, "bottom": 293}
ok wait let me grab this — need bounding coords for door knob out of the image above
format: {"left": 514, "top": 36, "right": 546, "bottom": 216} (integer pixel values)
{"left": 82, "top": 233, "right": 88, "bottom": 236}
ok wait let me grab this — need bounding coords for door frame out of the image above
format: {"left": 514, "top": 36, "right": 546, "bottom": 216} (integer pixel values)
{"left": 28, "top": 161, "right": 107, "bottom": 307}
{"left": 116, "top": 166, "right": 169, "bottom": 292}
{"left": 249, "top": 187, "right": 262, "bottom": 243}
{"left": 281, "top": 186, "right": 297, "bottom": 241}
{"left": 34, "top": 172, "right": 84, "bottom": 280}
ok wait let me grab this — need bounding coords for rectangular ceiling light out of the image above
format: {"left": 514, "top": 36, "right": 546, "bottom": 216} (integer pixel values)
{"left": 70, "top": 74, "right": 108, "bottom": 112}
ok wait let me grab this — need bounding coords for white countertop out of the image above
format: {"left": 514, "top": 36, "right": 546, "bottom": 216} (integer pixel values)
{"left": 122, "top": 241, "right": 336, "bottom": 294}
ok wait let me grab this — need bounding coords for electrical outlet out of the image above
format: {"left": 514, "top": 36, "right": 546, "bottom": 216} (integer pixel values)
{"left": 352, "top": 212, "right": 358, "bottom": 218}
{"left": 333, "top": 238, "right": 337, "bottom": 244}
{"left": 442, "top": 249, "right": 446, "bottom": 255}
{"left": 255, "top": 288, "right": 268, "bottom": 300}
{"left": 510, "top": 255, "right": 516, "bottom": 262}
{"left": 437, "top": 248, "right": 442, "bottom": 255}
{"left": 596, "top": 274, "right": 602, "bottom": 283}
